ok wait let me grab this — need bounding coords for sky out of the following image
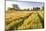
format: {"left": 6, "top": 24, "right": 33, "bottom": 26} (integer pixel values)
{"left": 6, "top": 1, "right": 44, "bottom": 10}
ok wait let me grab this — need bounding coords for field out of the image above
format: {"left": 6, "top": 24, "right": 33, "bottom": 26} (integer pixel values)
{"left": 5, "top": 10, "right": 44, "bottom": 31}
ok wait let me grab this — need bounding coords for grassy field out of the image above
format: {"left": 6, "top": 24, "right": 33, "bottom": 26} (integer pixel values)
{"left": 5, "top": 10, "right": 44, "bottom": 31}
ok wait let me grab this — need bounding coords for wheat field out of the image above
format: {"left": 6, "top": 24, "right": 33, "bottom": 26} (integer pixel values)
{"left": 5, "top": 10, "right": 44, "bottom": 31}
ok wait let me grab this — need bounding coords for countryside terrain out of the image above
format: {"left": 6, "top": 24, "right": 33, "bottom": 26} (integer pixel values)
{"left": 5, "top": 9, "right": 44, "bottom": 31}
{"left": 5, "top": 2, "right": 44, "bottom": 31}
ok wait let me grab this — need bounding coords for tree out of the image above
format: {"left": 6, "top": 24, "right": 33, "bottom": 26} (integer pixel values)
{"left": 12, "top": 4, "right": 19, "bottom": 9}
{"left": 42, "top": 6, "right": 44, "bottom": 10}
{"left": 33, "top": 7, "right": 40, "bottom": 11}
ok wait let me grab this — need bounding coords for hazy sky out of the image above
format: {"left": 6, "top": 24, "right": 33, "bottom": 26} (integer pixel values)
{"left": 6, "top": 1, "right": 44, "bottom": 10}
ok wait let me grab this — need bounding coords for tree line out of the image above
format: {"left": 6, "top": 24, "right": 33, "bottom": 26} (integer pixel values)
{"left": 7, "top": 4, "right": 44, "bottom": 11}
